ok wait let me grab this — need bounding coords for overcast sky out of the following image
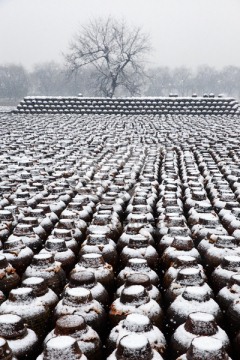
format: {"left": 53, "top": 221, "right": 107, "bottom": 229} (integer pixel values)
{"left": 0, "top": 0, "right": 239, "bottom": 70}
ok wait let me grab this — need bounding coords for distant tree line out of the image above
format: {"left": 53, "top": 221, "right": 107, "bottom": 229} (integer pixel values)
{"left": 0, "top": 62, "right": 240, "bottom": 104}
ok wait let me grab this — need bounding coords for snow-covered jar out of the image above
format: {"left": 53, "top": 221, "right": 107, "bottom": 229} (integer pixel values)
{"left": 117, "top": 258, "right": 159, "bottom": 287}
{"left": 165, "top": 268, "right": 213, "bottom": 304}
{"left": 79, "top": 234, "right": 117, "bottom": 268}
{"left": 161, "top": 236, "right": 201, "bottom": 269}
{"left": 0, "top": 314, "right": 39, "bottom": 360}
{"left": 177, "top": 336, "right": 231, "bottom": 360}
{"left": 44, "top": 314, "right": 102, "bottom": 360}
{"left": 66, "top": 270, "right": 109, "bottom": 308}
{"left": 107, "top": 333, "right": 163, "bottom": 360}
{"left": 22, "top": 253, "right": 66, "bottom": 295}
{"left": 40, "top": 238, "right": 76, "bottom": 274}
{"left": 119, "top": 235, "right": 159, "bottom": 270}
{"left": 56, "top": 217, "right": 86, "bottom": 243}
{"left": 217, "top": 274, "right": 240, "bottom": 311}
{"left": 204, "top": 236, "right": 238, "bottom": 271}
{"left": 117, "top": 223, "right": 155, "bottom": 252}
{"left": 163, "top": 255, "right": 206, "bottom": 289}
{"left": 171, "top": 312, "right": 230, "bottom": 358}
{"left": 109, "top": 285, "right": 163, "bottom": 328}
{"left": 0, "top": 337, "right": 18, "bottom": 360}
{"left": 37, "top": 336, "right": 87, "bottom": 360}
{"left": 67, "top": 201, "right": 92, "bottom": 223}
{"left": 115, "top": 273, "right": 161, "bottom": 303}
{"left": 167, "top": 286, "right": 222, "bottom": 333}
{"left": 210, "top": 255, "right": 240, "bottom": 293}
{"left": 51, "top": 228, "right": 79, "bottom": 255}
{"left": 2, "top": 238, "right": 33, "bottom": 275}
{"left": 107, "top": 313, "right": 166, "bottom": 356}
{"left": 12, "top": 224, "right": 42, "bottom": 253}
{"left": 0, "top": 255, "right": 20, "bottom": 296}
{"left": 0, "top": 287, "right": 49, "bottom": 339}
{"left": 54, "top": 287, "right": 106, "bottom": 336}
{"left": 74, "top": 253, "right": 114, "bottom": 292}
{"left": 21, "top": 276, "right": 58, "bottom": 312}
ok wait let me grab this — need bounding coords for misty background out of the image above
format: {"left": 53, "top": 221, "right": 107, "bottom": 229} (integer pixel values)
{"left": 0, "top": 0, "right": 240, "bottom": 104}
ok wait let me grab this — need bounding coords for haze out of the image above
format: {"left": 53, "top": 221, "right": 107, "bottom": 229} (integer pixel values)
{"left": 0, "top": 0, "right": 239, "bottom": 70}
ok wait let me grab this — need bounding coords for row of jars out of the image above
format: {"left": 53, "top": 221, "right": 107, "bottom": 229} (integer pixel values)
{"left": 1, "top": 113, "right": 240, "bottom": 359}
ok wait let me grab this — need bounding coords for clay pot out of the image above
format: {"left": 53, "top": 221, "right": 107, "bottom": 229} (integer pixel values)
{"left": 44, "top": 314, "right": 102, "bottom": 360}
{"left": 22, "top": 253, "right": 66, "bottom": 295}
{"left": 107, "top": 313, "right": 166, "bottom": 356}
{"left": 0, "top": 314, "right": 39, "bottom": 360}
{"left": 37, "top": 336, "right": 87, "bottom": 360}
{"left": 107, "top": 334, "right": 163, "bottom": 360}
{"left": 0, "top": 255, "right": 20, "bottom": 295}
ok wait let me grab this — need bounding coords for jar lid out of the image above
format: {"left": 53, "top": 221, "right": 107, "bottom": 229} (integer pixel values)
{"left": 8, "top": 287, "right": 34, "bottom": 303}
{"left": 55, "top": 315, "right": 86, "bottom": 335}
{"left": 116, "top": 334, "right": 152, "bottom": 360}
{"left": 172, "top": 236, "right": 193, "bottom": 251}
{"left": 45, "top": 239, "right": 67, "bottom": 252}
{"left": 124, "top": 314, "right": 152, "bottom": 333}
{"left": 186, "top": 336, "right": 227, "bottom": 360}
{"left": 54, "top": 228, "right": 72, "bottom": 239}
{"left": 22, "top": 277, "right": 48, "bottom": 296}
{"left": 81, "top": 253, "right": 105, "bottom": 268}
{"left": 185, "top": 312, "right": 217, "bottom": 336}
{"left": 128, "top": 235, "right": 149, "bottom": 248}
{"left": 182, "top": 286, "right": 210, "bottom": 302}
{"left": 44, "top": 336, "right": 83, "bottom": 358}
{"left": 64, "top": 287, "right": 92, "bottom": 305}
{"left": 3, "top": 238, "right": 26, "bottom": 251}
{"left": 174, "top": 255, "right": 197, "bottom": 268}
{"left": 87, "top": 234, "right": 109, "bottom": 246}
{"left": 215, "top": 236, "right": 236, "bottom": 249}
{"left": 69, "top": 270, "right": 96, "bottom": 288}
{"left": 176, "top": 268, "right": 204, "bottom": 286}
{"left": 120, "top": 285, "right": 150, "bottom": 305}
{"left": 0, "top": 337, "right": 14, "bottom": 359}
{"left": 128, "top": 258, "right": 148, "bottom": 271}
{"left": 0, "top": 210, "right": 13, "bottom": 221}
{"left": 0, "top": 314, "right": 27, "bottom": 339}
{"left": 32, "top": 253, "right": 54, "bottom": 267}
{"left": 221, "top": 255, "right": 240, "bottom": 270}
{"left": 125, "top": 273, "right": 152, "bottom": 291}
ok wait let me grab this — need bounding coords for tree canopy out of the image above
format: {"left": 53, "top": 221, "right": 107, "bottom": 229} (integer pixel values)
{"left": 64, "top": 17, "right": 151, "bottom": 97}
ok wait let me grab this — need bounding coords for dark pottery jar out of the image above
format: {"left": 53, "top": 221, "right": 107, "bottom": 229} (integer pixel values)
{"left": 107, "top": 333, "right": 163, "bottom": 360}
{"left": 0, "top": 314, "right": 39, "bottom": 360}
{"left": 22, "top": 253, "right": 66, "bottom": 296}
{"left": 54, "top": 287, "right": 106, "bottom": 337}
{"left": 176, "top": 336, "right": 231, "bottom": 360}
{"left": 167, "top": 286, "right": 222, "bottom": 334}
{"left": 0, "top": 255, "right": 20, "bottom": 296}
{"left": 0, "top": 287, "right": 49, "bottom": 340}
{"left": 21, "top": 277, "right": 58, "bottom": 312}
{"left": 3, "top": 238, "right": 33, "bottom": 275}
{"left": 74, "top": 253, "right": 114, "bottom": 292}
{"left": 115, "top": 273, "right": 161, "bottom": 303}
{"left": 44, "top": 314, "right": 102, "bottom": 360}
{"left": 117, "top": 258, "right": 160, "bottom": 287}
{"left": 66, "top": 270, "right": 109, "bottom": 308}
{"left": 37, "top": 336, "right": 87, "bottom": 360}
{"left": 171, "top": 312, "right": 230, "bottom": 358}
{"left": 40, "top": 238, "right": 76, "bottom": 274}
{"left": 107, "top": 313, "right": 166, "bottom": 356}
{"left": 109, "top": 285, "right": 163, "bottom": 328}
{"left": 0, "top": 337, "right": 18, "bottom": 360}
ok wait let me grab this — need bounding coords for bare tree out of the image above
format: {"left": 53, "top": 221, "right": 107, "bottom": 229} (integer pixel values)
{"left": 64, "top": 17, "right": 151, "bottom": 97}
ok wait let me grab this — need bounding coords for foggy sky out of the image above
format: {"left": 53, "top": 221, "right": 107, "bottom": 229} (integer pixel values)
{"left": 0, "top": 0, "right": 240, "bottom": 70}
